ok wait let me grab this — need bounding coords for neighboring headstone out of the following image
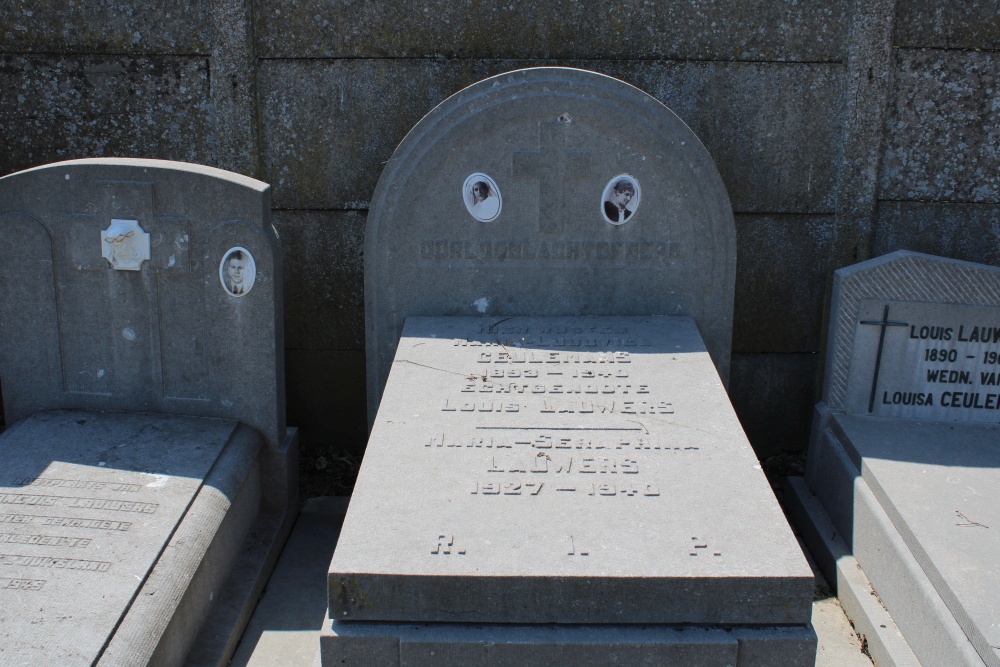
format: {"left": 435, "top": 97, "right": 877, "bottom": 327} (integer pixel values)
{"left": 365, "top": 66, "right": 736, "bottom": 421}
{"left": 0, "top": 158, "right": 297, "bottom": 666}
{"left": 789, "top": 250, "right": 1000, "bottom": 667}
{"left": 326, "top": 68, "right": 814, "bottom": 666}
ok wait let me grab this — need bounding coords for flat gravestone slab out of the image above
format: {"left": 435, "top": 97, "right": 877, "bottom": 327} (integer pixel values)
{"left": 845, "top": 300, "right": 1000, "bottom": 421}
{"left": 365, "top": 68, "right": 736, "bottom": 419}
{"left": 834, "top": 414, "right": 1000, "bottom": 666}
{"left": 0, "top": 409, "right": 253, "bottom": 666}
{"left": 330, "top": 316, "right": 812, "bottom": 625}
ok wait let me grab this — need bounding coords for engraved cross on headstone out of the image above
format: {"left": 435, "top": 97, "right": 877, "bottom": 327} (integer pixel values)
{"left": 60, "top": 178, "right": 205, "bottom": 400}
{"left": 859, "top": 305, "right": 909, "bottom": 413}
{"left": 512, "top": 120, "right": 592, "bottom": 234}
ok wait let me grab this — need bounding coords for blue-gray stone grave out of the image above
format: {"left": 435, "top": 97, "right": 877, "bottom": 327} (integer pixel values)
{"left": 0, "top": 158, "right": 297, "bottom": 666}
{"left": 324, "top": 67, "right": 816, "bottom": 666}
{"left": 789, "top": 250, "right": 1000, "bottom": 667}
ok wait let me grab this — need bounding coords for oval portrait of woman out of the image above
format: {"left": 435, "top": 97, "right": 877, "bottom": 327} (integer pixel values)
{"left": 601, "top": 174, "right": 641, "bottom": 225}
{"left": 219, "top": 247, "right": 257, "bottom": 297}
{"left": 463, "top": 173, "right": 502, "bottom": 222}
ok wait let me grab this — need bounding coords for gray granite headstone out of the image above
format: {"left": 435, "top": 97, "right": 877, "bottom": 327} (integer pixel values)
{"left": 365, "top": 67, "right": 736, "bottom": 421}
{"left": 0, "top": 158, "right": 297, "bottom": 665}
{"left": 794, "top": 250, "right": 1000, "bottom": 667}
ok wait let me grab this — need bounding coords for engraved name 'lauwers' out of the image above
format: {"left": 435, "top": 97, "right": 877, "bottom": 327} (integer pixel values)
{"left": 0, "top": 493, "right": 158, "bottom": 513}
{"left": 0, "top": 553, "right": 111, "bottom": 572}
{"left": 441, "top": 399, "right": 673, "bottom": 414}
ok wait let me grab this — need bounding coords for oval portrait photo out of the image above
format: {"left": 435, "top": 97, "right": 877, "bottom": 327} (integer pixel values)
{"left": 463, "top": 173, "right": 502, "bottom": 222}
{"left": 601, "top": 174, "right": 641, "bottom": 225}
{"left": 219, "top": 247, "right": 256, "bottom": 297}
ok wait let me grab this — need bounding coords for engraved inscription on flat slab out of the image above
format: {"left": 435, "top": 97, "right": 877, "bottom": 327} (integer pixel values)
{"left": 329, "top": 316, "right": 812, "bottom": 626}
{"left": 846, "top": 300, "right": 1000, "bottom": 421}
{"left": 0, "top": 411, "right": 238, "bottom": 666}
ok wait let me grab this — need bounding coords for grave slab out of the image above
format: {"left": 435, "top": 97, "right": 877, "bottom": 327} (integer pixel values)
{"left": 0, "top": 410, "right": 258, "bottom": 666}
{"left": 330, "top": 316, "right": 812, "bottom": 625}
{"left": 814, "top": 415, "right": 999, "bottom": 667}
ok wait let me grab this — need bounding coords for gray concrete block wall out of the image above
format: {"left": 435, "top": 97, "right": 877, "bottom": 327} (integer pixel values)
{"left": 1, "top": 0, "right": 997, "bottom": 480}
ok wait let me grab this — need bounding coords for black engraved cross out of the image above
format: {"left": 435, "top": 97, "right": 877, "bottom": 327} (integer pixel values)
{"left": 512, "top": 120, "right": 592, "bottom": 234}
{"left": 859, "top": 305, "right": 909, "bottom": 413}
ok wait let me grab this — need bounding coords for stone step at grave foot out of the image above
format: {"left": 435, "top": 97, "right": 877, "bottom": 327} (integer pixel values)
{"left": 785, "top": 476, "right": 921, "bottom": 667}
{"left": 320, "top": 619, "right": 817, "bottom": 667}
{"left": 328, "top": 316, "right": 813, "bottom": 629}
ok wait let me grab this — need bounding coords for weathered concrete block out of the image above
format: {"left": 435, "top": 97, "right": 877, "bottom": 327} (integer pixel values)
{"left": 728, "top": 353, "right": 820, "bottom": 459}
{"left": 874, "top": 201, "right": 1000, "bottom": 267}
{"left": 880, "top": 49, "right": 1000, "bottom": 203}
{"left": 255, "top": 0, "right": 846, "bottom": 61}
{"left": 0, "top": 56, "right": 214, "bottom": 178}
{"left": 273, "top": 210, "right": 365, "bottom": 350}
{"left": 259, "top": 60, "right": 842, "bottom": 214}
{"left": 733, "top": 214, "right": 855, "bottom": 353}
{"left": 285, "top": 350, "right": 368, "bottom": 454}
{"left": 0, "top": 0, "right": 212, "bottom": 54}
{"left": 895, "top": 0, "right": 1000, "bottom": 50}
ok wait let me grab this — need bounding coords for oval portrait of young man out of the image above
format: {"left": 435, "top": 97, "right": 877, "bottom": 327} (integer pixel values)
{"left": 219, "top": 247, "right": 257, "bottom": 297}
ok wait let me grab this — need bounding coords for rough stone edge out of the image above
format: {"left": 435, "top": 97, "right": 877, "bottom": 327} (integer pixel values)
{"left": 364, "top": 66, "right": 736, "bottom": 420}
{"left": 186, "top": 428, "right": 301, "bottom": 667}
{"left": 786, "top": 477, "right": 920, "bottom": 667}
{"left": 823, "top": 250, "right": 1000, "bottom": 410}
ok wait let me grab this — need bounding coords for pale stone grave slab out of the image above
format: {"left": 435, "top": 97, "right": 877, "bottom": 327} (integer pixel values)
{"left": 0, "top": 158, "right": 297, "bottom": 666}
{"left": 332, "top": 316, "right": 812, "bottom": 625}
{"left": 365, "top": 67, "right": 736, "bottom": 422}
{"left": 792, "top": 250, "right": 1000, "bottom": 667}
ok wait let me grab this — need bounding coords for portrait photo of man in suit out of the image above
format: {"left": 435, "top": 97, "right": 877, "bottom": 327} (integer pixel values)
{"left": 220, "top": 248, "right": 256, "bottom": 297}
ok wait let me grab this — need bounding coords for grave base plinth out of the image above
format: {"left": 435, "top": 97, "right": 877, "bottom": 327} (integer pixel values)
{"left": 797, "top": 411, "right": 1000, "bottom": 667}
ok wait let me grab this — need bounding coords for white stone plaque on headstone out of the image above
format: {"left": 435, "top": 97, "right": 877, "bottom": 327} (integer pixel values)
{"left": 845, "top": 300, "right": 1000, "bottom": 421}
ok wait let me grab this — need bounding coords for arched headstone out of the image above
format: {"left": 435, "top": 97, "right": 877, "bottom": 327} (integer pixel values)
{"left": 366, "top": 67, "right": 736, "bottom": 418}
